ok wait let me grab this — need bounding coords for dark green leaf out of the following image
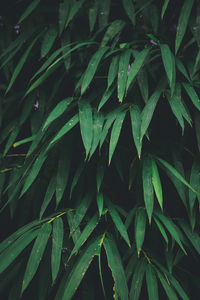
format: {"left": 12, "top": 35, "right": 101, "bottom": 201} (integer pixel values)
{"left": 135, "top": 208, "right": 146, "bottom": 256}
{"left": 142, "top": 156, "right": 154, "bottom": 223}
{"left": 146, "top": 264, "right": 159, "bottom": 300}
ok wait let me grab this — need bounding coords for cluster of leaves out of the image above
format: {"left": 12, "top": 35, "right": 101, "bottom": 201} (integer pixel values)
{"left": 0, "top": 0, "right": 200, "bottom": 299}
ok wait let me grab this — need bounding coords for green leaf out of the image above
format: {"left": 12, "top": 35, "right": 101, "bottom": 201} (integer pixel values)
{"left": 3, "top": 126, "right": 20, "bottom": 157}
{"left": 98, "top": 85, "right": 115, "bottom": 111}
{"left": 98, "top": 0, "right": 111, "bottom": 28}
{"left": 182, "top": 82, "right": 200, "bottom": 111}
{"left": 58, "top": 0, "right": 70, "bottom": 35}
{"left": 89, "top": 0, "right": 99, "bottom": 32}
{"left": 142, "top": 156, "right": 154, "bottom": 223}
{"left": 103, "top": 235, "right": 129, "bottom": 300}
{"left": 189, "top": 157, "right": 200, "bottom": 212}
{"left": 137, "top": 68, "right": 149, "bottom": 103}
{"left": 161, "top": 0, "right": 170, "bottom": 19}
{"left": 109, "top": 110, "right": 126, "bottom": 164}
{"left": 195, "top": 112, "right": 200, "bottom": 152}
{"left": 43, "top": 97, "right": 73, "bottom": 130}
{"left": 40, "top": 176, "right": 56, "bottom": 219}
{"left": 78, "top": 99, "right": 93, "bottom": 158}
{"left": 62, "top": 236, "right": 101, "bottom": 300}
{"left": 51, "top": 218, "right": 64, "bottom": 283}
{"left": 41, "top": 25, "right": 58, "bottom": 58}
{"left": 107, "top": 55, "right": 119, "bottom": 89}
{"left": 135, "top": 208, "right": 146, "bottom": 256}
{"left": 175, "top": 58, "right": 190, "bottom": 81}
{"left": 70, "top": 191, "right": 93, "bottom": 236}
{"left": 101, "top": 20, "right": 125, "bottom": 47}
{"left": 169, "top": 274, "right": 190, "bottom": 300}
{"left": 81, "top": 47, "right": 108, "bottom": 95}
{"left": 146, "top": 264, "right": 159, "bottom": 300}
{"left": 130, "top": 105, "right": 142, "bottom": 158}
{"left": 49, "top": 114, "right": 79, "bottom": 146}
{"left": 154, "top": 211, "right": 186, "bottom": 254}
{"left": 118, "top": 49, "right": 131, "bottom": 102}
{"left": 140, "top": 79, "right": 166, "bottom": 143}
{"left": 0, "top": 224, "right": 39, "bottom": 263}
{"left": 106, "top": 198, "right": 131, "bottom": 247}
{"left": 70, "top": 162, "right": 85, "bottom": 198}
{"left": 179, "top": 220, "right": 200, "bottom": 255}
{"left": 6, "top": 34, "right": 41, "bottom": 94}
{"left": 18, "top": 0, "right": 40, "bottom": 23}
{"left": 122, "top": 0, "right": 136, "bottom": 25}
{"left": 89, "top": 111, "right": 104, "bottom": 158}
{"left": 152, "top": 158, "right": 163, "bottom": 209}
{"left": 68, "top": 213, "right": 99, "bottom": 260}
{"left": 65, "top": 0, "right": 86, "bottom": 27}
{"left": 155, "top": 156, "right": 196, "bottom": 193}
{"left": 20, "top": 151, "right": 47, "bottom": 197}
{"left": 175, "top": 0, "right": 195, "bottom": 54}
{"left": 160, "top": 44, "right": 176, "bottom": 96}
{"left": 130, "top": 259, "right": 147, "bottom": 300}
{"left": 97, "top": 192, "right": 104, "bottom": 216}
{"left": 126, "top": 48, "right": 150, "bottom": 91}
{"left": 157, "top": 271, "right": 179, "bottom": 300}
{"left": 22, "top": 223, "right": 52, "bottom": 294}
{"left": 153, "top": 216, "right": 168, "bottom": 245}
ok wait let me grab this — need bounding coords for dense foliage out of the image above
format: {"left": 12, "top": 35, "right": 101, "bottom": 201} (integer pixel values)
{"left": 0, "top": 0, "right": 200, "bottom": 299}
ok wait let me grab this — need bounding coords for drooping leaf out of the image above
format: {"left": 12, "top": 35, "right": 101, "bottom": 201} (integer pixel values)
{"left": 22, "top": 223, "right": 52, "bottom": 294}
{"left": 182, "top": 82, "right": 200, "bottom": 111}
{"left": 140, "top": 79, "right": 166, "bottom": 143}
{"left": 130, "top": 259, "right": 147, "bottom": 300}
{"left": 142, "top": 156, "right": 154, "bottom": 223}
{"left": 89, "top": 0, "right": 99, "bottom": 32}
{"left": 51, "top": 218, "right": 64, "bottom": 283}
{"left": 107, "top": 55, "right": 120, "bottom": 89}
{"left": 40, "top": 176, "right": 56, "bottom": 219}
{"left": 81, "top": 47, "right": 108, "bottom": 95}
{"left": 179, "top": 220, "right": 200, "bottom": 255}
{"left": 122, "top": 0, "right": 135, "bottom": 25}
{"left": 137, "top": 68, "right": 149, "bottom": 103}
{"left": 130, "top": 105, "right": 142, "bottom": 158}
{"left": 118, "top": 49, "right": 131, "bottom": 102}
{"left": 153, "top": 216, "right": 169, "bottom": 245}
{"left": 97, "top": 192, "right": 104, "bottom": 217}
{"left": 42, "top": 97, "right": 73, "bottom": 130}
{"left": 146, "top": 264, "right": 159, "bottom": 300}
{"left": 161, "top": 0, "right": 170, "bottom": 19}
{"left": 68, "top": 213, "right": 99, "bottom": 260}
{"left": 98, "top": 0, "right": 111, "bottom": 28}
{"left": 175, "top": 58, "right": 190, "bottom": 81}
{"left": 126, "top": 48, "right": 150, "bottom": 91}
{"left": 175, "top": 0, "right": 195, "bottom": 54}
{"left": 62, "top": 236, "right": 101, "bottom": 300}
{"left": 89, "top": 111, "right": 104, "bottom": 158}
{"left": 152, "top": 158, "right": 163, "bottom": 210}
{"left": 41, "top": 25, "right": 58, "bottom": 58}
{"left": 66, "top": 0, "right": 86, "bottom": 27}
{"left": 78, "top": 99, "right": 93, "bottom": 158}
{"left": 103, "top": 234, "right": 129, "bottom": 300}
{"left": 189, "top": 157, "right": 200, "bottom": 212}
{"left": 154, "top": 211, "right": 186, "bottom": 254}
{"left": 3, "top": 126, "right": 20, "bottom": 157}
{"left": 109, "top": 110, "right": 126, "bottom": 164}
{"left": 18, "top": 0, "right": 40, "bottom": 24}
{"left": 106, "top": 198, "right": 131, "bottom": 247}
{"left": 135, "top": 208, "right": 146, "bottom": 256}
{"left": 157, "top": 271, "right": 179, "bottom": 300}
{"left": 160, "top": 44, "right": 176, "bottom": 96}
{"left": 101, "top": 20, "right": 125, "bottom": 47}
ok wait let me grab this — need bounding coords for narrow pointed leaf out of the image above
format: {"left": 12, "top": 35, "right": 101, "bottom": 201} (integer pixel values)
{"left": 118, "top": 49, "right": 131, "bottom": 102}
{"left": 101, "top": 20, "right": 125, "bottom": 47}
{"left": 122, "top": 0, "right": 135, "bottom": 25}
{"left": 40, "top": 176, "right": 56, "bottom": 219}
{"left": 154, "top": 211, "right": 186, "bottom": 254}
{"left": 106, "top": 198, "right": 131, "bottom": 247}
{"left": 109, "top": 110, "right": 126, "bottom": 164}
{"left": 68, "top": 213, "right": 99, "bottom": 260}
{"left": 89, "top": 111, "right": 104, "bottom": 158}
{"left": 49, "top": 114, "right": 79, "bottom": 146}
{"left": 155, "top": 156, "right": 196, "bottom": 193}
{"left": 98, "top": 0, "right": 111, "bottom": 28}
{"left": 135, "top": 208, "right": 146, "bottom": 256}
{"left": 22, "top": 223, "right": 52, "bottom": 294}
{"left": 81, "top": 47, "right": 108, "bottom": 95}
{"left": 98, "top": 85, "right": 115, "bottom": 111}
{"left": 152, "top": 158, "right": 163, "bottom": 209}
{"left": 43, "top": 97, "right": 73, "bottom": 130}
{"left": 51, "top": 218, "right": 64, "bottom": 283}
{"left": 160, "top": 44, "right": 176, "bottom": 96}
{"left": 107, "top": 55, "right": 119, "bottom": 89}
{"left": 146, "top": 264, "right": 159, "bottom": 300}
{"left": 62, "top": 236, "right": 101, "bottom": 300}
{"left": 130, "top": 105, "right": 142, "bottom": 158}
{"left": 175, "top": 58, "right": 190, "bottom": 81}
{"left": 130, "top": 259, "right": 146, "bottom": 300}
{"left": 0, "top": 228, "right": 39, "bottom": 273}
{"left": 140, "top": 80, "right": 166, "bottom": 143}
{"left": 103, "top": 235, "right": 129, "bottom": 300}
{"left": 18, "top": 0, "right": 40, "bottom": 23}
{"left": 142, "top": 156, "right": 154, "bottom": 223}
{"left": 126, "top": 48, "right": 150, "bottom": 91}
{"left": 153, "top": 216, "right": 168, "bottom": 245}
{"left": 182, "top": 82, "right": 200, "bottom": 111}
{"left": 137, "top": 68, "right": 149, "bottom": 103}
{"left": 89, "top": 0, "right": 99, "bottom": 32}
{"left": 189, "top": 157, "right": 200, "bottom": 212}
{"left": 41, "top": 25, "right": 58, "bottom": 58}
{"left": 157, "top": 272, "right": 179, "bottom": 300}
{"left": 175, "top": 0, "right": 195, "bottom": 54}
{"left": 70, "top": 163, "right": 85, "bottom": 198}
{"left": 161, "top": 0, "right": 170, "bottom": 19}
{"left": 97, "top": 192, "right": 104, "bottom": 216}
{"left": 78, "top": 100, "right": 93, "bottom": 158}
